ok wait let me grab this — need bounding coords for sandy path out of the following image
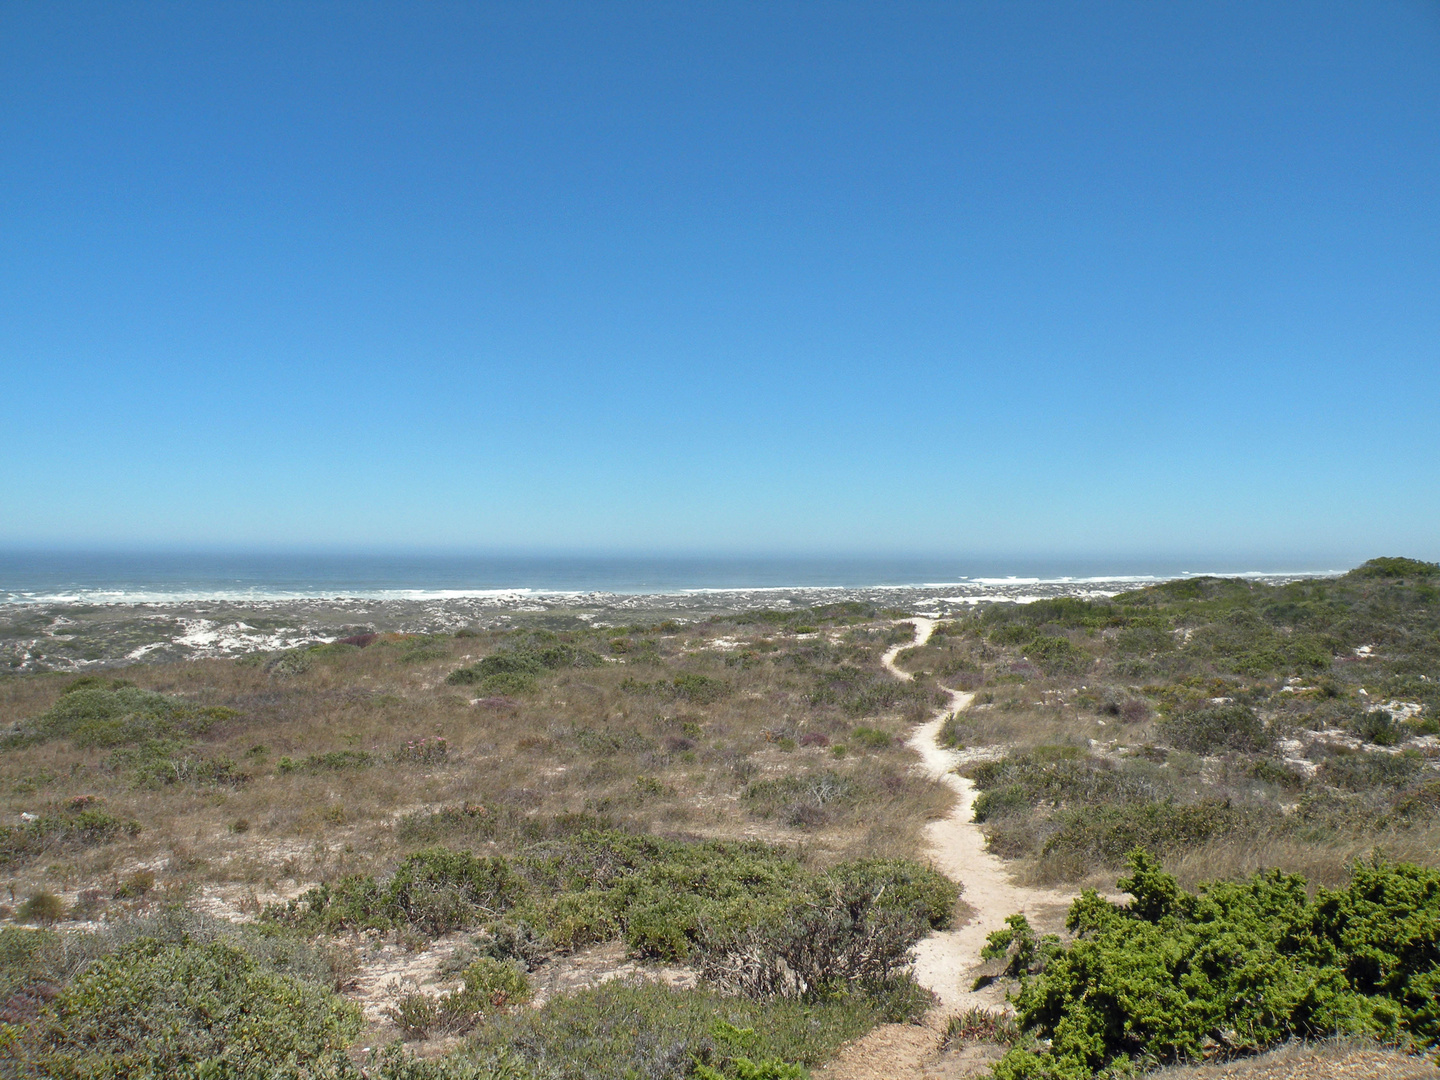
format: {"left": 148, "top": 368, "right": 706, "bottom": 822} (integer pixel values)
{"left": 884, "top": 618, "right": 1073, "bottom": 1011}
{"left": 820, "top": 619, "right": 1074, "bottom": 1079}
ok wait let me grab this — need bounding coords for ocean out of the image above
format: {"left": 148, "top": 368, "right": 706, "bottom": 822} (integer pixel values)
{"left": 0, "top": 550, "right": 1345, "bottom": 605}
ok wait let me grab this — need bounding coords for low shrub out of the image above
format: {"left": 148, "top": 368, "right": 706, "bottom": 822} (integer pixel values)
{"left": 272, "top": 833, "right": 954, "bottom": 993}
{"left": 445, "top": 645, "right": 601, "bottom": 687}
{"left": 5, "top": 686, "right": 235, "bottom": 749}
{"left": 395, "top": 736, "right": 449, "bottom": 764}
{"left": 1037, "top": 800, "right": 1268, "bottom": 870}
{"left": 989, "top": 852, "right": 1440, "bottom": 1079}
{"left": 17, "top": 892, "right": 65, "bottom": 926}
{"left": 264, "top": 648, "right": 315, "bottom": 676}
{"left": 849, "top": 727, "right": 892, "bottom": 749}
{"left": 1157, "top": 703, "right": 1273, "bottom": 754}
{"left": 0, "top": 801, "right": 141, "bottom": 869}
{"left": 114, "top": 870, "right": 155, "bottom": 899}
{"left": 1350, "top": 709, "right": 1402, "bottom": 746}
{"left": 384, "top": 959, "right": 530, "bottom": 1039}
{"left": 807, "top": 666, "right": 935, "bottom": 717}
{"left": 467, "top": 979, "right": 900, "bottom": 1079}
{"left": 109, "top": 740, "right": 248, "bottom": 788}
{"left": 1320, "top": 750, "right": 1425, "bottom": 792}
{"left": 673, "top": 673, "right": 728, "bottom": 703}
{"left": 276, "top": 750, "right": 373, "bottom": 774}
{"left": 272, "top": 847, "right": 526, "bottom": 935}
{"left": 942, "top": 1005, "right": 1023, "bottom": 1047}
{"left": 1024, "top": 635, "right": 1091, "bottom": 677}
{"left": 19, "top": 936, "right": 361, "bottom": 1078}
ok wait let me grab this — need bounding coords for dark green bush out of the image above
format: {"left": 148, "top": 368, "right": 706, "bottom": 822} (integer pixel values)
{"left": 1319, "top": 750, "right": 1425, "bottom": 791}
{"left": 696, "top": 860, "right": 954, "bottom": 999}
{"left": 807, "top": 666, "right": 935, "bottom": 716}
{"left": 1350, "top": 557, "right": 1440, "bottom": 580}
{"left": 1350, "top": 709, "right": 1401, "bottom": 746}
{"left": 989, "top": 852, "right": 1440, "bottom": 1079}
{"left": 269, "top": 833, "right": 953, "bottom": 993}
{"left": 1038, "top": 801, "right": 1267, "bottom": 869}
{"left": 446, "top": 645, "right": 601, "bottom": 686}
{"left": 849, "top": 726, "right": 892, "bottom": 749}
{"left": 110, "top": 740, "right": 247, "bottom": 788}
{"left": 672, "top": 672, "right": 728, "bottom": 703}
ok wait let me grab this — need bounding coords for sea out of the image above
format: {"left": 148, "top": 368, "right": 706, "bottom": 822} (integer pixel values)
{"left": 0, "top": 550, "right": 1346, "bottom": 605}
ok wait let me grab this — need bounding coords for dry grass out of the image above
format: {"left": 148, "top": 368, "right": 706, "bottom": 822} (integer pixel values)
{"left": 1152, "top": 1038, "right": 1440, "bottom": 1079}
{"left": 0, "top": 619, "right": 957, "bottom": 909}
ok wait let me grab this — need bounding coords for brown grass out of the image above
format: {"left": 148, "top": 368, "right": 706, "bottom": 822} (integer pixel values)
{"left": 0, "top": 621, "right": 957, "bottom": 907}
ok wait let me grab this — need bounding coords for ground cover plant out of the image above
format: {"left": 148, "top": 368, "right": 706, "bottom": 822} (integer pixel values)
{"left": 982, "top": 851, "right": 1440, "bottom": 1079}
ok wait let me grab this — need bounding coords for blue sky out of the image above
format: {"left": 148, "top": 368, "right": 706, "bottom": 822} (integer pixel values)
{"left": 2, "top": 1, "right": 1437, "bottom": 563}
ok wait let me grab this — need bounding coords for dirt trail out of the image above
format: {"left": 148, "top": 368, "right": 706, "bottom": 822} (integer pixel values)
{"left": 884, "top": 618, "right": 1074, "bottom": 1011}
{"left": 820, "top": 619, "right": 1075, "bottom": 1079}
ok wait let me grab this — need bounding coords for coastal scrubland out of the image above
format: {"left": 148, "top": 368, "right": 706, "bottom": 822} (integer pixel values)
{"left": 0, "top": 561, "right": 1436, "bottom": 1078}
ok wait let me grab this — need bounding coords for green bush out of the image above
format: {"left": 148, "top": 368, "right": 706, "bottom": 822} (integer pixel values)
{"left": 673, "top": 672, "right": 729, "bottom": 703}
{"left": 271, "top": 847, "right": 526, "bottom": 935}
{"left": 109, "top": 739, "right": 247, "bottom": 788}
{"left": 383, "top": 959, "right": 531, "bottom": 1039}
{"left": 23, "top": 937, "right": 361, "bottom": 1078}
{"left": 390, "top": 848, "right": 527, "bottom": 935}
{"left": 0, "top": 800, "right": 141, "bottom": 869}
{"left": 1319, "top": 750, "right": 1425, "bottom": 791}
{"left": 6, "top": 686, "right": 235, "bottom": 749}
{"left": 1157, "top": 703, "right": 1272, "bottom": 754}
{"left": 446, "top": 645, "right": 601, "bottom": 686}
{"left": 17, "top": 891, "right": 66, "bottom": 926}
{"left": 989, "top": 852, "right": 1440, "bottom": 1079}
{"left": 695, "top": 866, "right": 949, "bottom": 999}
{"left": 266, "top": 649, "right": 314, "bottom": 676}
{"left": 1350, "top": 709, "right": 1401, "bottom": 746}
{"left": 849, "top": 726, "right": 892, "bottom": 749}
{"left": 1351, "top": 557, "right": 1440, "bottom": 580}
{"left": 276, "top": 749, "right": 373, "bottom": 774}
{"left": 1024, "top": 635, "right": 1090, "bottom": 677}
{"left": 1038, "top": 800, "right": 1266, "bottom": 870}
{"left": 269, "top": 833, "right": 952, "bottom": 993}
{"left": 467, "top": 980, "right": 893, "bottom": 1079}
{"left": 807, "top": 666, "right": 935, "bottom": 717}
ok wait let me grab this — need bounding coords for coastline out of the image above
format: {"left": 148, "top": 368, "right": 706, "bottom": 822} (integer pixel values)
{"left": 2, "top": 571, "right": 1335, "bottom": 673}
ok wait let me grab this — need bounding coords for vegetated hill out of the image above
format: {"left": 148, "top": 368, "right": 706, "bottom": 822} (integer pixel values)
{"left": 0, "top": 605, "right": 955, "bottom": 1077}
{"left": 898, "top": 557, "right": 1440, "bottom": 889}
{"left": 0, "top": 563, "right": 1436, "bottom": 1078}
{"left": 917, "top": 558, "right": 1440, "bottom": 1079}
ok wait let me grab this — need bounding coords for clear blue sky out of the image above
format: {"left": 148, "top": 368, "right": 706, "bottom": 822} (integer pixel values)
{"left": 2, "top": 2, "right": 1437, "bottom": 563}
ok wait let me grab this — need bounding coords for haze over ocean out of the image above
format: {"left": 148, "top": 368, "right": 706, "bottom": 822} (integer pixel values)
{"left": 2, "top": 3, "right": 1436, "bottom": 562}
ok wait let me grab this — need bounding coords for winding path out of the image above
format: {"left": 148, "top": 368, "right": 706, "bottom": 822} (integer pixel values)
{"left": 819, "top": 619, "right": 1075, "bottom": 1078}
{"left": 883, "top": 618, "right": 1073, "bottom": 1011}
